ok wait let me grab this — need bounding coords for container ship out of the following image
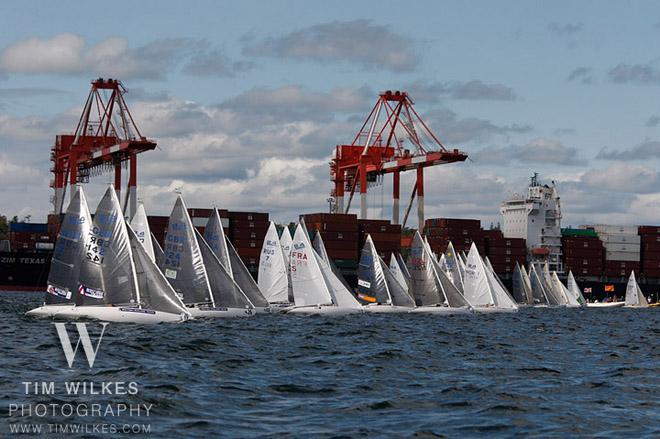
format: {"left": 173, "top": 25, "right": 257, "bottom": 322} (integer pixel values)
{"left": 2, "top": 80, "right": 659, "bottom": 303}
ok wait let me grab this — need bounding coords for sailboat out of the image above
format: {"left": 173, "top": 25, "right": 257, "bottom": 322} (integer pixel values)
{"left": 512, "top": 262, "right": 533, "bottom": 305}
{"left": 462, "top": 243, "right": 518, "bottom": 313}
{"left": 390, "top": 252, "right": 412, "bottom": 294}
{"left": 357, "top": 235, "right": 415, "bottom": 312}
{"left": 407, "top": 232, "right": 471, "bottom": 314}
{"left": 566, "top": 271, "right": 587, "bottom": 307}
{"left": 203, "top": 208, "right": 270, "bottom": 313}
{"left": 50, "top": 186, "right": 190, "bottom": 323}
{"left": 550, "top": 271, "right": 584, "bottom": 308}
{"left": 444, "top": 241, "right": 465, "bottom": 292}
{"left": 26, "top": 187, "right": 90, "bottom": 318}
{"left": 624, "top": 271, "right": 649, "bottom": 307}
{"left": 130, "top": 202, "right": 156, "bottom": 262}
{"left": 312, "top": 230, "right": 354, "bottom": 294}
{"left": 161, "top": 196, "right": 254, "bottom": 317}
{"left": 287, "top": 224, "right": 363, "bottom": 315}
{"left": 258, "top": 222, "right": 292, "bottom": 310}
{"left": 541, "top": 263, "right": 565, "bottom": 306}
{"left": 528, "top": 264, "right": 550, "bottom": 306}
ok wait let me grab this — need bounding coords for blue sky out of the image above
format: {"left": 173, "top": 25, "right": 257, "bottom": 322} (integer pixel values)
{"left": 1, "top": 0, "right": 660, "bottom": 227}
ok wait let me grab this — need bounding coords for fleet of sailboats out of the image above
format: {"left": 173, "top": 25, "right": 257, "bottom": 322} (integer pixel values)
{"left": 26, "top": 190, "right": 655, "bottom": 322}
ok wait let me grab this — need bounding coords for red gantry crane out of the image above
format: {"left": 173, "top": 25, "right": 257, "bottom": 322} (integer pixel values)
{"left": 50, "top": 78, "right": 156, "bottom": 218}
{"left": 330, "top": 90, "right": 468, "bottom": 230}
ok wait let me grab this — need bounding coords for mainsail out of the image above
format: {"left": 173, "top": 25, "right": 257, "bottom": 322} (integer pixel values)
{"left": 444, "top": 241, "right": 464, "bottom": 292}
{"left": 566, "top": 271, "right": 586, "bottom": 306}
{"left": 316, "top": 249, "right": 362, "bottom": 308}
{"left": 529, "top": 264, "right": 549, "bottom": 305}
{"left": 289, "top": 224, "right": 333, "bottom": 307}
{"left": 551, "top": 271, "right": 572, "bottom": 306}
{"left": 152, "top": 233, "right": 165, "bottom": 268}
{"left": 512, "top": 262, "right": 531, "bottom": 304}
{"left": 357, "top": 235, "right": 390, "bottom": 304}
{"left": 280, "top": 226, "right": 293, "bottom": 263}
{"left": 226, "top": 238, "right": 270, "bottom": 307}
{"left": 541, "top": 263, "right": 563, "bottom": 305}
{"left": 196, "top": 229, "right": 253, "bottom": 309}
{"left": 408, "top": 232, "right": 444, "bottom": 306}
{"left": 313, "top": 230, "right": 353, "bottom": 292}
{"left": 520, "top": 265, "right": 534, "bottom": 304}
{"left": 484, "top": 257, "right": 518, "bottom": 308}
{"left": 161, "top": 196, "right": 213, "bottom": 305}
{"left": 462, "top": 243, "right": 495, "bottom": 307}
{"left": 390, "top": 252, "right": 412, "bottom": 293}
{"left": 625, "top": 271, "right": 649, "bottom": 307}
{"left": 429, "top": 251, "right": 471, "bottom": 308}
{"left": 127, "top": 225, "right": 189, "bottom": 315}
{"left": 258, "top": 222, "right": 290, "bottom": 303}
{"left": 76, "top": 186, "right": 140, "bottom": 306}
{"left": 130, "top": 202, "right": 155, "bottom": 262}
{"left": 203, "top": 208, "right": 232, "bottom": 276}
{"left": 46, "top": 187, "right": 92, "bottom": 304}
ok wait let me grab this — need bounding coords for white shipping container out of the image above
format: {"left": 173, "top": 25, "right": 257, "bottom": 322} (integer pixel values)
{"left": 192, "top": 217, "right": 207, "bottom": 227}
{"left": 600, "top": 233, "right": 640, "bottom": 244}
{"left": 35, "top": 242, "right": 54, "bottom": 250}
{"left": 605, "top": 251, "right": 640, "bottom": 261}
{"left": 603, "top": 242, "right": 641, "bottom": 252}
{"left": 588, "top": 224, "right": 638, "bottom": 235}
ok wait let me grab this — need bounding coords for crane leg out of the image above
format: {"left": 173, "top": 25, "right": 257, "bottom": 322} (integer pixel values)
{"left": 392, "top": 171, "right": 400, "bottom": 224}
{"left": 417, "top": 167, "right": 424, "bottom": 232}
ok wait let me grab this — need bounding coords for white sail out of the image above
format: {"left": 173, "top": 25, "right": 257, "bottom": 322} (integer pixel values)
{"left": 520, "top": 265, "right": 534, "bottom": 304}
{"left": 444, "top": 241, "right": 464, "bottom": 292}
{"left": 289, "top": 224, "right": 333, "bottom": 307}
{"left": 280, "top": 226, "right": 293, "bottom": 264}
{"left": 203, "top": 208, "right": 232, "bottom": 277}
{"left": 625, "top": 271, "right": 649, "bottom": 307}
{"left": 130, "top": 202, "right": 155, "bottom": 262}
{"left": 566, "top": 271, "right": 586, "bottom": 306}
{"left": 542, "top": 263, "right": 563, "bottom": 305}
{"left": 529, "top": 264, "right": 549, "bottom": 305}
{"left": 483, "top": 258, "right": 518, "bottom": 309}
{"left": 551, "top": 271, "right": 572, "bottom": 306}
{"left": 315, "top": 249, "right": 362, "bottom": 308}
{"left": 438, "top": 253, "right": 448, "bottom": 273}
{"left": 389, "top": 252, "right": 411, "bottom": 293}
{"left": 429, "top": 250, "right": 471, "bottom": 308}
{"left": 463, "top": 243, "right": 495, "bottom": 307}
{"left": 258, "top": 222, "right": 289, "bottom": 304}
{"left": 408, "top": 232, "right": 444, "bottom": 306}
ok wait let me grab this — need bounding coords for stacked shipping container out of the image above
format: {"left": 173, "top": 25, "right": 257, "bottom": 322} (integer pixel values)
{"left": 8, "top": 223, "right": 52, "bottom": 251}
{"left": 639, "top": 226, "right": 660, "bottom": 278}
{"left": 424, "top": 218, "right": 485, "bottom": 255}
{"left": 485, "top": 232, "right": 526, "bottom": 275}
{"left": 301, "top": 213, "right": 359, "bottom": 270}
{"left": 562, "top": 229, "right": 603, "bottom": 277}
{"left": 589, "top": 225, "right": 640, "bottom": 279}
{"left": 226, "top": 211, "right": 269, "bottom": 271}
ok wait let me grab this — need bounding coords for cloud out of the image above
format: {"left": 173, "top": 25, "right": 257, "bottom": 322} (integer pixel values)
{"left": 243, "top": 20, "right": 418, "bottom": 72}
{"left": 0, "top": 33, "right": 246, "bottom": 80}
{"left": 407, "top": 80, "right": 517, "bottom": 101}
{"left": 547, "top": 23, "right": 583, "bottom": 36}
{"left": 646, "top": 116, "right": 660, "bottom": 127}
{"left": 609, "top": 62, "right": 660, "bottom": 85}
{"left": 182, "top": 48, "right": 255, "bottom": 77}
{"left": 596, "top": 140, "right": 660, "bottom": 160}
{"left": 581, "top": 162, "right": 660, "bottom": 193}
{"left": 474, "top": 137, "right": 585, "bottom": 165}
{"left": 425, "top": 108, "right": 532, "bottom": 144}
{"left": 0, "top": 87, "right": 70, "bottom": 99}
{"left": 567, "top": 67, "right": 593, "bottom": 84}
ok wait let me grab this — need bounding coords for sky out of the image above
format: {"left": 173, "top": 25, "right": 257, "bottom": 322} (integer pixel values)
{"left": 1, "top": 0, "right": 660, "bottom": 227}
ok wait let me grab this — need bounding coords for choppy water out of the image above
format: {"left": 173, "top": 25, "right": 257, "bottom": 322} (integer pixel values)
{"left": 1, "top": 292, "right": 658, "bottom": 438}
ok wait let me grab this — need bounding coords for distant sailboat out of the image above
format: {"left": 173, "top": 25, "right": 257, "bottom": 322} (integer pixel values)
{"left": 390, "top": 252, "right": 412, "bottom": 294}
{"left": 258, "top": 222, "right": 291, "bottom": 309}
{"left": 26, "top": 187, "right": 90, "bottom": 318}
{"left": 566, "top": 271, "right": 587, "bottom": 307}
{"left": 444, "top": 241, "right": 464, "bottom": 292}
{"left": 512, "top": 262, "right": 533, "bottom": 305}
{"left": 287, "top": 224, "right": 362, "bottom": 315}
{"left": 130, "top": 202, "right": 155, "bottom": 262}
{"left": 358, "top": 235, "right": 415, "bottom": 312}
{"left": 541, "top": 263, "right": 564, "bottom": 306}
{"left": 203, "top": 208, "right": 270, "bottom": 312}
{"left": 408, "top": 232, "right": 471, "bottom": 314}
{"left": 462, "top": 243, "right": 518, "bottom": 313}
{"left": 51, "top": 186, "right": 190, "bottom": 322}
{"left": 161, "top": 196, "right": 254, "bottom": 317}
{"left": 624, "top": 271, "right": 649, "bottom": 307}
{"left": 528, "top": 264, "right": 550, "bottom": 306}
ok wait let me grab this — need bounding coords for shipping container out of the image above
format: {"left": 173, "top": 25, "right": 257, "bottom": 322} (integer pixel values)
{"left": 590, "top": 224, "right": 638, "bottom": 235}
{"left": 227, "top": 211, "right": 269, "bottom": 222}
{"left": 641, "top": 267, "right": 660, "bottom": 278}
{"left": 638, "top": 225, "right": 660, "bottom": 235}
{"left": 562, "top": 236, "right": 603, "bottom": 249}
{"left": 599, "top": 234, "right": 641, "bottom": 244}
{"left": 564, "top": 257, "right": 604, "bottom": 268}
{"left": 568, "top": 266, "right": 602, "bottom": 276}
{"left": 603, "top": 243, "right": 640, "bottom": 253}
{"left": 425, "top": 218, "right": 481, "bottom": 230}
{"left": 563, "top": 247, "right": 603, "bottom": 258}
{"left": 486, "top": 237, "right": 526, "bottom": 248}
{"left": 605, "top": 251, "right": 640, "bottom": 262}
{"left": 487, "top": 246, "right": 527, "bottom": 257}
{"left": 8, "top": 223, "right": 48, "bottom": 233}
{"left": 605, "top": 260, "right": 640, "bottom": 270}
{"left": 231, "top": 229, "right": 267, "bottom": 240}
{"left": 562, "top": 228, "right": 598, "bottom": 238}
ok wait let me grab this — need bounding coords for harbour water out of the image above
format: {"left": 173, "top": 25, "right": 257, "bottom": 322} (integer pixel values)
{"left": 1, "top": 291, "right": 658, "bottom": 437}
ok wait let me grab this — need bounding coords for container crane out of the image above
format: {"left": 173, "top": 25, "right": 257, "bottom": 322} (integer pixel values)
{"left": 50, "top": 78, "right": 156, "bottom": 219}
{"left": 330, "top": 90, "right": 468, "bottom": 230}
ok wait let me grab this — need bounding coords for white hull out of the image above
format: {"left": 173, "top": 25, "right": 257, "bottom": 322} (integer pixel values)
{"left": 50, "top": 306, "right": 187, "bottom": 323}
{"left": 623, "top": 304, "right": 649, "bottom": 308}
{"left": 267, "top": 303, "right": 294, "bottom": 314}
{"left": 587, "top": 302, "right": 625, "bottom": 308}
{"left": 188, "top": 307, "right": 255, "bottom": 318}
{"left": 409, "top": 306, "right": 473, "bottom": 315}
{"left": 473, "top": 306, "right": 518, "bottom": 314}
{"left": 287, "top": 306, "right": 363, "bottom": 316}
{"left": 26, "top": 304, "right": 76, "bottom": 318}
{"left": 253, "top": 307, "right": 271, "bottom": 314}
{"left": 363, "top": 305, "right": 414, "bottom": 313}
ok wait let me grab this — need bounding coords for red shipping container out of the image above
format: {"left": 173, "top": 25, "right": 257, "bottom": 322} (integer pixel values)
{"left": 231, "top": 229, "right": 266, "bottom": 240}
{"left": 638, "top": 225, "right": 660, "bottom": 235}
{"left": 486, "top": 237, "right": 526, "bottom": 248}
{"left": 318, "top": 231, "right": 359, "bottom": 241}
{"left": 487, "top": 247, "right": 527, "bottom": 257}
{"left": 425, "top": 218, "right": 480, "bottom": 229}
{"left": 232, "top": 239, "right": 261, "bottom": 249}
{"left": 360, "top": 223, "right": 401, "bottom": 234}
{"left": 227, "top": 211, "right": 268, "bottom": 221}
{"left": 605, "top": 260, "right": 640, "bottom": 270}
{"left": 323, "top": 240, "right": 358, "bottom": 251}
{"left": 562, "top": 237, "right": 603, "bottom": 248}
{"left": 320, "top": 222, "right": 359, "bottom": 232}
{"left": 643, "top": 260, "right": 660, "bottom": 270}
{"left": 642, "top": 239, "right": 660, "bottom": 252}
{"left": 326, "top": 249, "right": 358, "bottom": 259}
{"left": 642, "top": 267, "right": 660, "bottom": 277}
{"left": 569, "top": 266, "right": 602, "bottom": 276}
{"left": 302, "top": 213, "right": 357, "bottom": 223}
{"left": 563, "top": 247, "right": 603, "bottom": 258}
{"left": 482, "top": 229, "right": 504, "bottom": 239}
{"left": 233, "top": 246, "right": 261, "bottom": 258}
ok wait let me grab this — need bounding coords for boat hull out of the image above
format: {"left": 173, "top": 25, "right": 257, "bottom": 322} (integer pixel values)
{"left": 587, "top": 302, "right": 625, "bottom": 308}
{"left": 25, "top": 304, "right": 76, "bottom": 318}
{"left": 363, "top": 305, "right": 414, "bottom": 313}
{"left": 473, "top": 307, "right": 518, "bottom": 314}
{"left": 49, "top": 306, "right": 187, "bottom": 323}
{"left": 409, "top": 306, "right": 473, "bottom": 315}
{"left": 287, "top": 306, "right": 362, "bottom": 316}
{"left": 188, "top": 307, "right": 254, "bottom": 318}
{"left": 267, "top": 303, "right": 294, "bottom": 314}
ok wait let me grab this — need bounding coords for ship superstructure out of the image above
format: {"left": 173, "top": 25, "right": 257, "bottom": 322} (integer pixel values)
{"left": 500, "top": 173, "right": 563, "bottom": 272}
